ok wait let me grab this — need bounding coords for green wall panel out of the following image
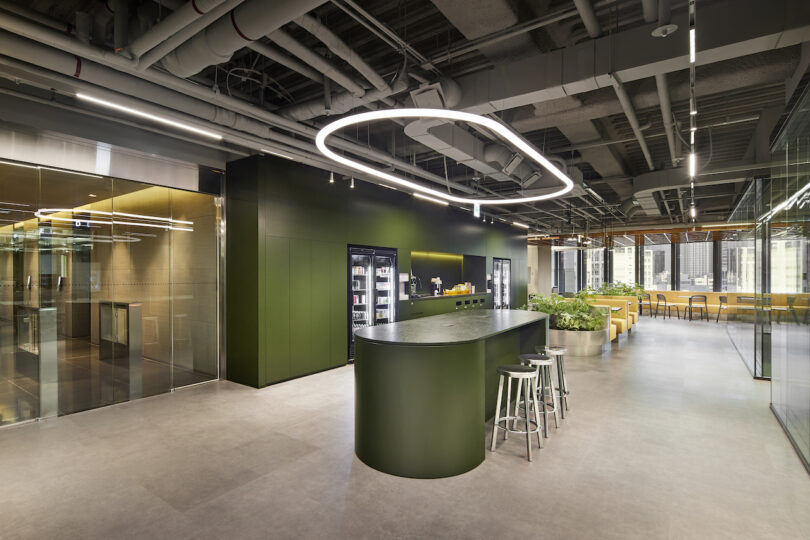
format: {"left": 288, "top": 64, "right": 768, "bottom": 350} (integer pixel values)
{"left": 289, "top": 241, "right": 313, "bottom": 377}
{"left": 266, "top": 236, "right": 291, "bottom": 384}
{"left": 226, "top": 155, "right": 530, "bottom": 387}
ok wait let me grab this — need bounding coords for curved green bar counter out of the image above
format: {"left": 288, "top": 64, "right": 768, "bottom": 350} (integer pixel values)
{"left": 354, "top": 310, "right": 549, "bottom": 478}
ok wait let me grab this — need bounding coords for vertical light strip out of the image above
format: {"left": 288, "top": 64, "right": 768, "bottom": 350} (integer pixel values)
{"left": 689, "top": 28, "right": 696, "bottom": 63}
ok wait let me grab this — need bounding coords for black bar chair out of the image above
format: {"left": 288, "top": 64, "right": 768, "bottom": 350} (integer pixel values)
{"left": 716, "top": 295, "right": 728, "bottom": 322}
{"left": 639, "top": 293, "right": 652, "bottom": 316}
{"left": 687, "top": 295, "right": 709, "bottom": 321}
{"left": 655, "top": 293, "right": 679, "bottom": 319}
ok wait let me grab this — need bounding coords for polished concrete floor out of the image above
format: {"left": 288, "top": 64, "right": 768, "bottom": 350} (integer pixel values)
{"left": 1, "top": 318, "right": 809, "bottom": 539}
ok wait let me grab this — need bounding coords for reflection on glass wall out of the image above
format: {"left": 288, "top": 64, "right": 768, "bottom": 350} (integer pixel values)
{"left": 769, "top": 101, "right": 810, "bottom": 468}
{"left": 644, "top": 243, "right": 671, "bottom": 290}
{"left": 679, "top": 242, "right": 713, "bottom": 291}
{"left": 0, "top": 159, "right": 219, "bottom": 426}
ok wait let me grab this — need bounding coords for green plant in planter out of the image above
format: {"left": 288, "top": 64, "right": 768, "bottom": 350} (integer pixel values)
{"left": 596, "top": 281, "right": 645, "bottom": 296}
{"left": 525, "top": 294, "right": 606, "bottom": 331}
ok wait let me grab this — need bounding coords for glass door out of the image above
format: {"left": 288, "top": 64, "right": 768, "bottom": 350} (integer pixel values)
{"left": 374, "top": 253, "right": 395, "bottom": 325}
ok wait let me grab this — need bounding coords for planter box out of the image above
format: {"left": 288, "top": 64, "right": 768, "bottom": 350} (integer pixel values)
{"left": 548, "top": 327, "right": 607, "bottom": 357}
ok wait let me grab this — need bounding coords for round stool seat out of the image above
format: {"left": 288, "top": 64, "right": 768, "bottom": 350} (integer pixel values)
{"left": 546, "top": 346, "right": 567, "bottom": 355}
{"left": 497, "top": 364, "right": 537, "bottom": 378}
{"left": 518, "top": 353, "right": 553, "bottom": 367}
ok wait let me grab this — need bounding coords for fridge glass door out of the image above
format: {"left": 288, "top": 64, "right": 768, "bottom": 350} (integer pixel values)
{"left": 502, "top": 259, "right": 511, "bottom": 309}
{"left": 374, "top": 254, "right": 394, "bottom": 324}
{"left": 493, "top": 259, "right": 503, "bottom": 309}
{"left": 350, "top": 253, "right": 373, "bottom": 335}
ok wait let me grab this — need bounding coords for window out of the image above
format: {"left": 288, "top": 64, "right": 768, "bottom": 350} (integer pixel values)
{"left": 584, "top": 248, "right": 604, "bottom": 290}
{"left": 611, "top": 246, "right": 635, "bottom": 285}
{"left": 644, "top": 244, "right": 671, "bottom": 290}
{"left": 679, "top": 242, "right": 713, "bottom": 291}
{"left": 561, "top": 249, "right": 578, "bottom": 293}
{"left": 721, "top": 239, "right": 755, "bottom": 292}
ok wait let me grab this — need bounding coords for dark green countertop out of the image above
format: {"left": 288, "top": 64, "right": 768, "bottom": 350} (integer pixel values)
{"left": 354, "top": 309, "right": 548, "bottom": 345}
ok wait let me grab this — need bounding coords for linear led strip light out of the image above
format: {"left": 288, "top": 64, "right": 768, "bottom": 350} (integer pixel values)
{"left": 316, "top": 109, "right": 574, "bottom": 205}
{"left": 76, "top": 93, "right": 222, "bottom": 140}
{"left": 35, "top": 208, "right": 194, "bottom": 232}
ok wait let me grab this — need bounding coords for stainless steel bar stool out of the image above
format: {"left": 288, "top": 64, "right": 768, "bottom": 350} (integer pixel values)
{"left": 517, "top": 353, "right": 559, "bottom": 437}
{"left": 490, "top": 364, "right": 543, "bottom": 461}
{"left": 545, "top": 346, "right": 570, "bottom": 418}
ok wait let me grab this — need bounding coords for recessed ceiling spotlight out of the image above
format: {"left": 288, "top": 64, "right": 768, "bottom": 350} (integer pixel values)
{"left": 315, "top": 109, "right": 574, "bottom": 205}
{"left": 88, "top": 194, "right": 97, "bottom": 197}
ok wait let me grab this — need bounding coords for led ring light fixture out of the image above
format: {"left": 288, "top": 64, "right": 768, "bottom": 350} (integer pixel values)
{"left": 315, "top": 109, "right": 574, "bottom": 205}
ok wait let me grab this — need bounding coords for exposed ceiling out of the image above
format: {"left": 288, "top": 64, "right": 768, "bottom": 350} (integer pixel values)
{"left": 0, "top": 0, "right": 807, "bottom": 233}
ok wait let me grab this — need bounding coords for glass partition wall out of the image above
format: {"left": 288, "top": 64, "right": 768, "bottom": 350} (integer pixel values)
{"left": 769, "top": 106, "right": 810, "bottom": 469}
{"left": 0, "top": 160, "right": 219, "bottom": 426}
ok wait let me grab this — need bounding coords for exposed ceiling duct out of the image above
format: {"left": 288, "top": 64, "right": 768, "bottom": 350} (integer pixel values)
{"left": 159, "top": 0, "right": 327, "bottom": 78}
{"left": 294, "top": 14, "right": 390, "bottom": 93}
{"left": 128, "top": 0, "right": 227, "bottom": 59}
{"left": 654, "top": 72, "right": 678, "bottom": 167}
{"left": 245, "top": 40, "right": 324, "bottom": 84}
{"left": 267, "top": 28, "right": 365, "bottom": 97}
{"left": 573, "top": 0, "right": 601, "bottom": 39}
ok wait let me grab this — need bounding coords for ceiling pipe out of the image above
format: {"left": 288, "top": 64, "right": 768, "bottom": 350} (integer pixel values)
{"left": 109, "top": 0, "right": 129, "bottom": 51}
{"left": 246, "top": 41, "right": 324, "bottom": 83}
{"left": 267, "top": 28, "right": 366, "bottom": 96}
{"left": 641, "top": 0, "right": 658, "bottom": 23}
{"left": 572, "top": 0, "right": 601, "bottom": 38}
{"left": 654, "top": 73, "right": 678, "bottom": 167}
{"left": 127, "top": 0, "right": 226, "bottom": 59}
{"left": 0, "top": 2, "right": 74, "bottom": 33}
{"left": 610, "top": 75, "right": 655, "bottom": 171}
{"left": 136, "top": 0, "right": 245, "bottom": 70}
{"left": 159, "top": 0, "right": 326, "bottom": 78}
{"left": 75, "top": 12, "right": 92, "bottom": 44}
{"left": 294, "top": 14, "right": 389, "bottom": 93}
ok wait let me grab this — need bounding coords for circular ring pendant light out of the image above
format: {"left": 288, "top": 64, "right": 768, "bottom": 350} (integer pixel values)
{"left": 315, "top": 109, "right": 574, "bottom": 205}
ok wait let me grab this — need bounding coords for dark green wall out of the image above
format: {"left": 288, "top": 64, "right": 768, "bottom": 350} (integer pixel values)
{"left": 226, "top": 155, "right": 529, "bottom": 388}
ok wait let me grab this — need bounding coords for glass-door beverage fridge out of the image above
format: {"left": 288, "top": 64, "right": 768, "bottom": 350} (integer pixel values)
{"left": 493, "top": 257, "right": 511, "bottom": 309}
{"left": 349, "top": 245, "right": 397, "bottom": 358}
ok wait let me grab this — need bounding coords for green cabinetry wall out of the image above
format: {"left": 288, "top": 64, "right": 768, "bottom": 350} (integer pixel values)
{"left": 226, "top": 156, "right": 528, "bottom": 388}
